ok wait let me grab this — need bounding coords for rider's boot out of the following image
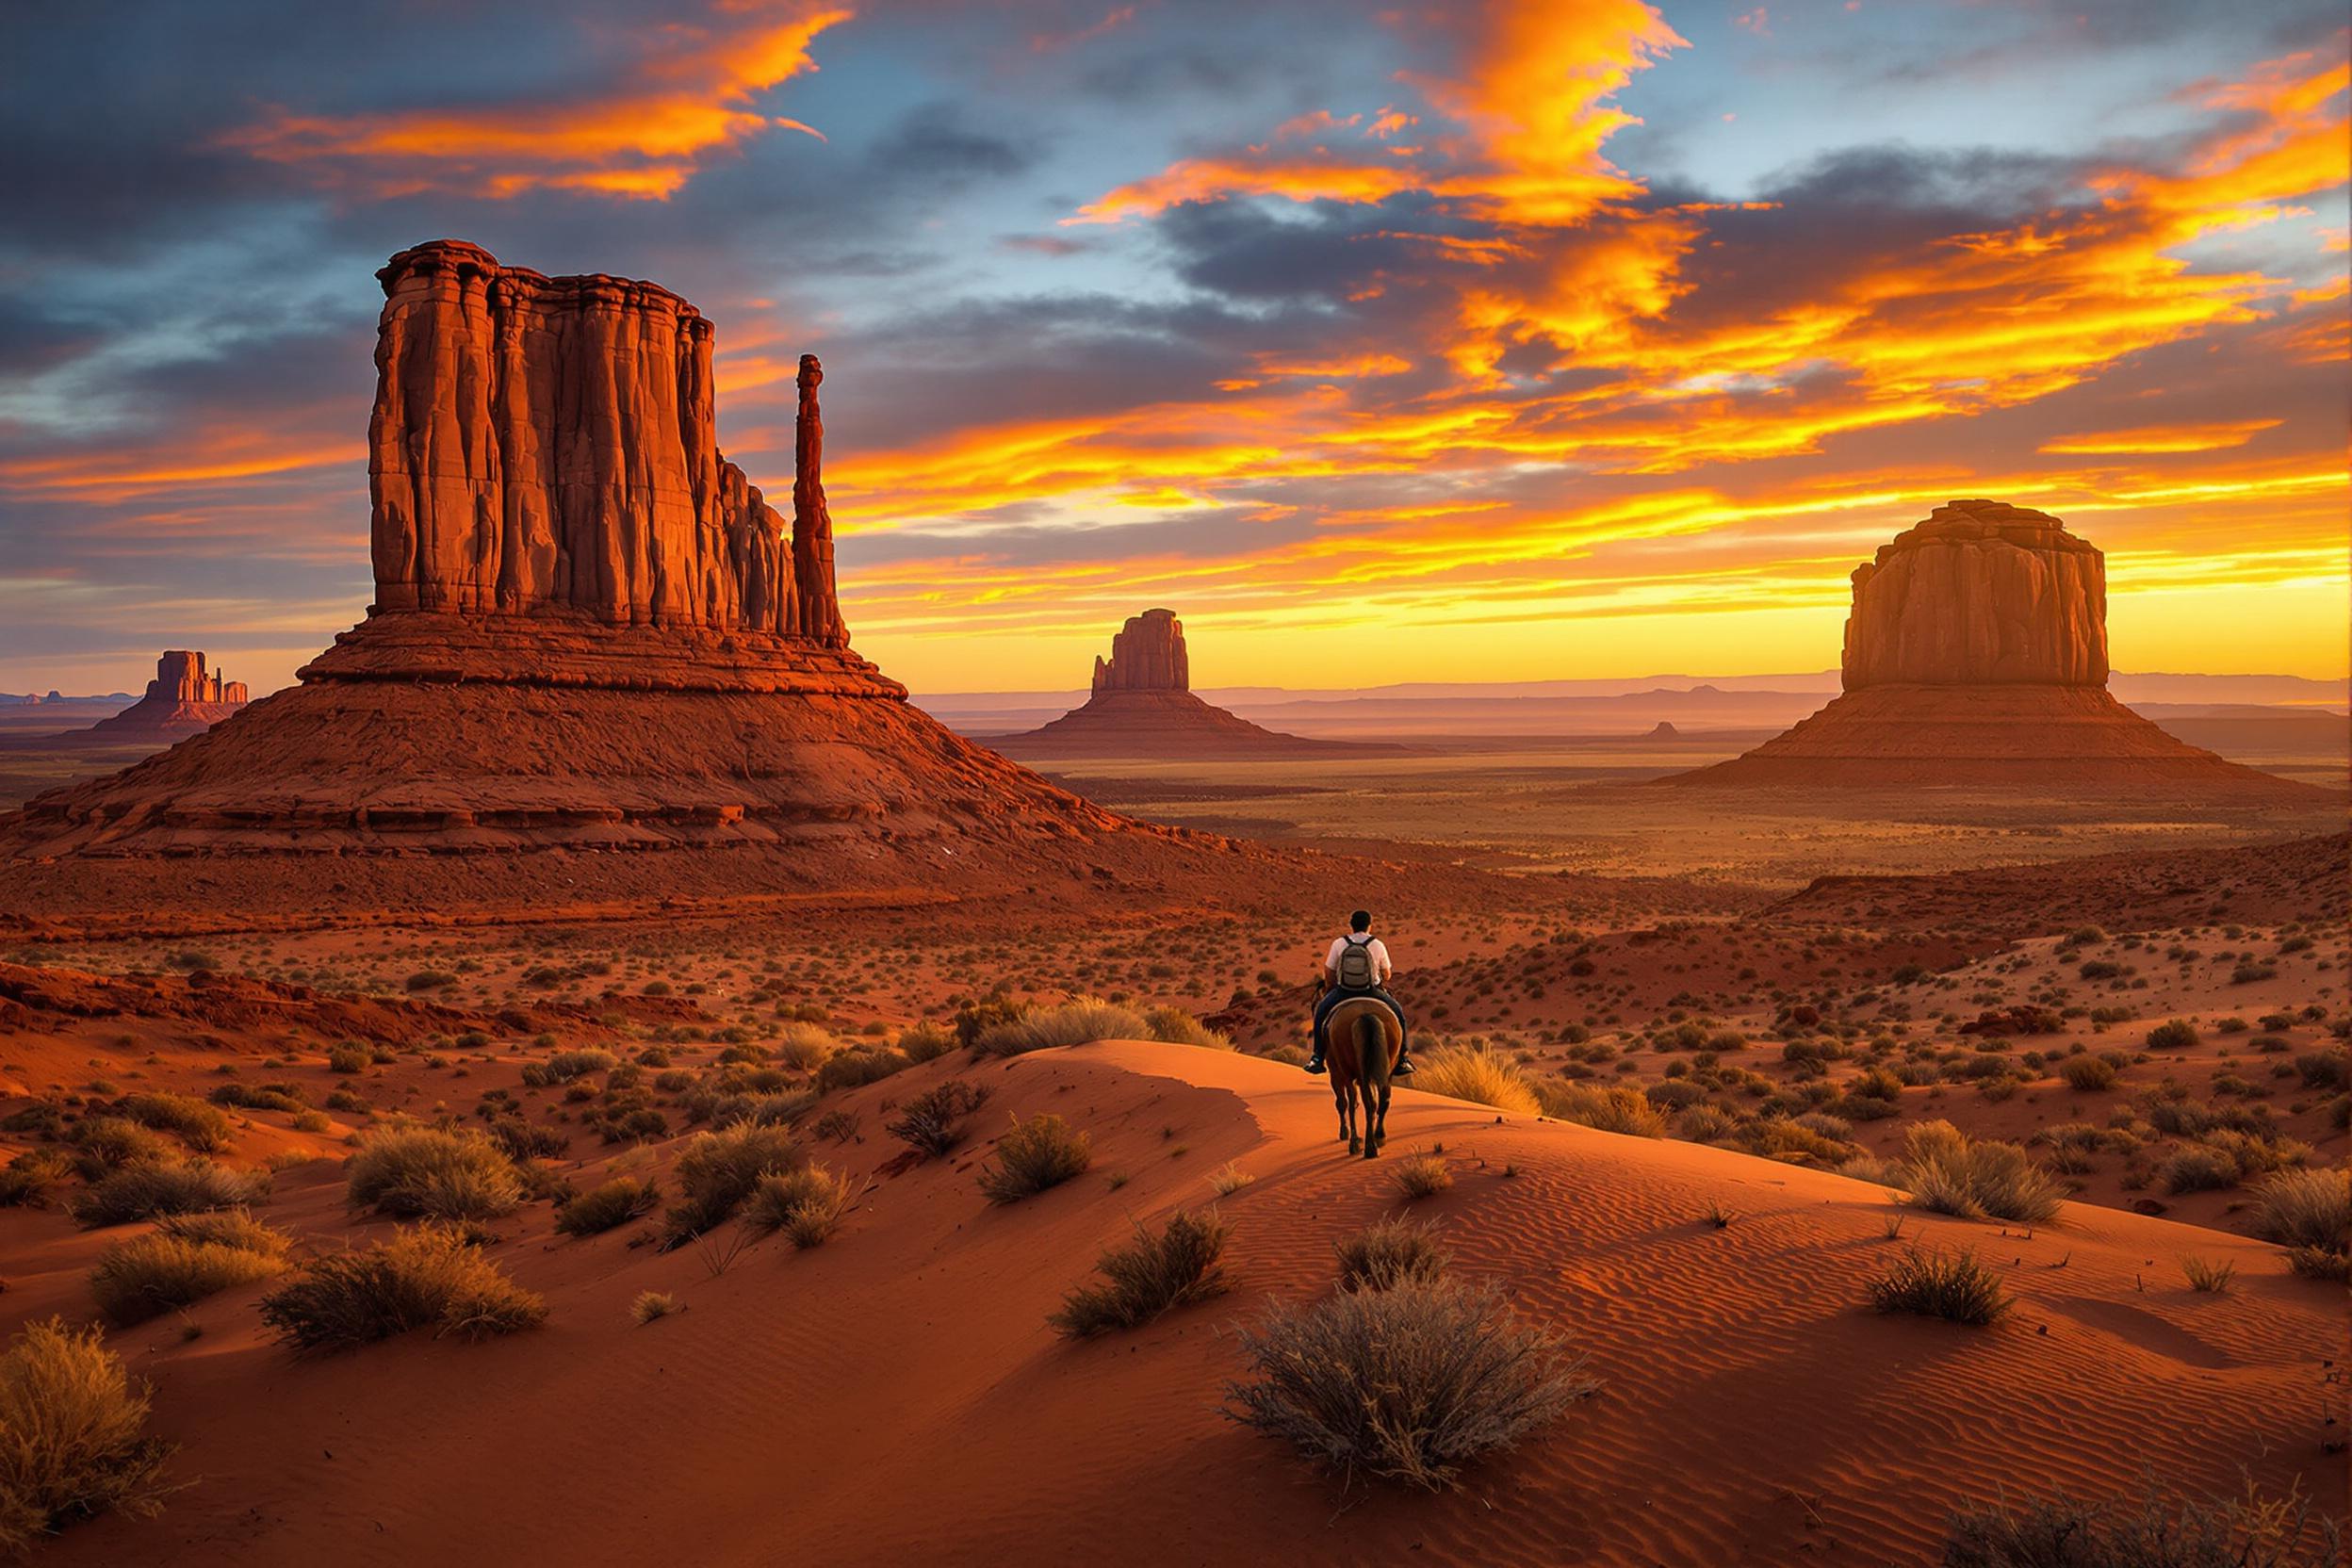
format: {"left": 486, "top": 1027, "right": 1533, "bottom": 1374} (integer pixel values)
{"left": 1392, "top": 1043, "right": 1414, "bottom": 1076}
{"left": 1305, "top": 1051, "right": 1327, "bottom": 1075}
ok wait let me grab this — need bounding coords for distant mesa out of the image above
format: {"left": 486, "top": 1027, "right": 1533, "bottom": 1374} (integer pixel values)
{"left": 992, "top": 610, "right": 1404, "bottom": 759}
{"left": 0, "top": 239, "right": 1222, "bottom": 918}
{"left": 1658, "top": 499, "right": 2329, "bottom": 799}
{"left": 1644, "top": 721, "right": 1681, "bottom": 740}
{"left": 80, "top": 651, "right": 248, "bottom": 741}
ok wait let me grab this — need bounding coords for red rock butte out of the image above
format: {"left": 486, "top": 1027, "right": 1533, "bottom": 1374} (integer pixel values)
{"left": 83, "top": 651, "right": 249, "bottom": 740}
{"left": 1661, "top": 499, "right": 2328, "bottom": 798}
{"left": 993, "top": 609, "right": 1401, "bottom": 760}
{"left": 0, "top": 241, "right": 1293, "bottom": 928}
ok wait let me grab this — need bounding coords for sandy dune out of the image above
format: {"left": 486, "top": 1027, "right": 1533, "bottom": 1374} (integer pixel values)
{"left": 8, "top": 1039, "right": 2337, "bottom": 1567}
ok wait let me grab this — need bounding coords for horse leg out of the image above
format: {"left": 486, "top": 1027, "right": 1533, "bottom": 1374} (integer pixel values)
{"left": 1333, "top": 1079, "right": 1355, "bottom": 1152}
{"left": 1371, "top": 1081, "right": 1391, "bottom": 1158}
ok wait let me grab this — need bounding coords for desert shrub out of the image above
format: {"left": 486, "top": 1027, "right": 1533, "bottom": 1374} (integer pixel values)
{"left": 69, "top": 1117, "right": 172, "bottom": 1179}
{"left": 743, "top": 1165, "right": 861, "bottom": 1249}
{"left": 1900, "top": 1120, "right": 2062, "bottom": 1223}
{"left": 1049, "top": 1209, "right": 1230, "bottom": 1338}
{"left": 885, "top": 1081, "right": 990, "bottom": 1158}
{"left": 896, "top": 1021, "right": 956, "bottom": 1063}
{"left": 2295, "top": 1048, "right": 2348, "bottom": 1091}
{"left": 89, "top": 1217, "right": 289, "bottom": 1327}
{"left": 112, "top": 1093, "right": 233, "bottom": 1153}
{"left": 1536, "top": 1081, "right": 1667, "bottom": 1136}
{"left": 973, "top": 996, "right": 1150, "bottom": 1057}
{"left": 258, "top": 1224, "right": 547, "bottom": 1350}
{"left": 2180, "top": 1256, "right": 2236, "bottom": 1294}
{"left": 977, "top": 1114, "right": 1093, "bottom": 1202}
{"left": 2146, "top": 1020, "right": 2200, "bottom": 1051}
{"left": 770, "top": 1022, "right": 841, "bottom": 1072}
{"left": 518, "top": 1048, "right": 617, "bottom": 1087}
{"left": 0, "top": 1152, "right": 67, "bottom": 1208}
{"left": 0, "top": 1317, "right": 174, "bottom": 1555}
{"left": 486, "top": 1119, "right": 569, "bottom": 1161}
{"left": 1674, "top": 1103, "right": 1738, "bottom": 1143}
{"left": 72, "top": 1161, "right": 268, "bottom": 1229}
{"left": 345, "top": 1126, "right": 522, "bottom": 1221}
{"left": 2160, "top": 1144, "right": 2243, "bottom": 1195}
{"left": 1224, "top": 1276, "right": 1593, "bottom": 1491}
{"left": 1742, "top": 1116, "right": 1855, "bottom": 1168}
{"left": 814, "top": 1048, "right": 910, "bottom": 1093}
{"left": 1144, "top": 1006, "right": 1233, "bottom": 1049}
{"left": 660, "top": 1124, "right": 806, "bottom": 1248}
{"left": 1208, "top": 1162, "right": 1254, "bottom": 1197}
{"left": 808, "top": 1108, "right": 860, "bottom": 1143}
{"left": 1391, "top": 1152, "right": 1452, "bottom": 1200}
{"left": 1943, "top": 1483, "right": 2339, "bottom": 1568}
{"left": 630, "top": 1291, "right": 681, "bottom": 1325}
{"left": 2059, "top": 1055, "right": 2118, "bottom": 1092}
{"left": 1413, "top": 1045, "right": 1540, "bottom": 1116}
{"left": 209, "top": 1082, "right": 306, "bottom": 1113}
{"left": 554, "top": 1177, "right": 662, "bottom": 1237}
{"left": 1866, "top": 1247, "right": 2008, "bottom": 1325}
{"left": 1335, "top": 1217, "right": 1450, "bottom": 1292}
{"left": 2247, "top": 1168, "right": 2349, "bottom": 1257}
{"left": 678, "top": 1086, "right": 811, "bottom": 1130}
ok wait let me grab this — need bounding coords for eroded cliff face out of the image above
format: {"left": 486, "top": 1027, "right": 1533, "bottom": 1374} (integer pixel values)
{"left": 1842, "top": 499, "right": 2106, "bottom": 690}
{"left": 1090, "top": 609, "right": 1190, "bottom": 694}
{"left": 86, "top": 651, "right": 247, "bottom": 739}
{"left": 368, "top": 239, "right": 841, "bottom": 644}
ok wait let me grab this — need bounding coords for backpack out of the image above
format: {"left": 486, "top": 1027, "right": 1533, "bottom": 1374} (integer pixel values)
{"left": 1334, "top": 934, "right": 1379, "bottom": 991}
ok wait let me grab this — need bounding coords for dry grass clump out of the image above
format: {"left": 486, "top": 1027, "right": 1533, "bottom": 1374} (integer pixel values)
{"left": 1413, "top": 1045, "right": 1541, "bottom": 1116}
{"left": 1144, "top": 1006, "right": 1233, "bottom": 1049}
{"left": 2058, "top": 1055, "right": 2118, "bottom": 1091}
{"left": 1334, "top": 1217, "right": 1451, "bottom": 1292}
{"left": 2246, "top": 1168, "right": 2349, "bottom": 1268}
{"left": 71, "top": 1161, "right": 268, "bottom": 1229}
{"left": 1944, "top": 1482, "right": 2338, "bottom": 1568}
{"left": 1865, "top": 1247, "right": 2009, "bottom": 1325}
{"left": 743, "top": 1164, "right": 863, "bottom": 1249}
{"left": 771, "top": 1022, "right": 841, "bottom": 1072}
{"left": 973, "top": 997, "right": 1149, "bottom": 1057}
{"left": 1390, "top": 1151, "right": 1452, "bottom": 1200}
{"left": 345, "top": 1126, "right": 523, "bottom": 1221}
{"left": 978, "top": 1114, "right": 1093, "bottom": 1203}
{"left": 0, "top": 1317, "right": 175, "bottom": 1555}
{"left": 519, "top": 1048, "right": 617, "bottom": 1087}
{"left": 815, "top": 1048, "right": 911, "bottom": 1092}
{"left": 68, "top": 1118, "right": 172, "bottom": 1180}
{"left": 885, "top": 1081, "right": 990, "bottom": 1159}
{"left": 1536, "top": 1082, "right": 1667, "bottom": 1137}
{"left": 555, "top": 1176, "right": 662, "bottom": 1238}
{"left": 2180, "top": 1256, "right": 2236, "bottom": 1294}
{"left": 1899, "top": 1120, "right": 2062, "bottom": 1223}
{"left": 1207, "top": 1162, "right": 1254, "bottom": 1197}
{"left": 88, "top": 1212, "right": 291, "bottom": 1327}
{"left": 1224, "top": 1276, "right": 1593, "bottom": 1491}
{"left": 113, "top": 1092, "right": 234, "bottom": 1153}
{"left": 896, "top": 1022, "right": 956, "bottom": 1063}
{"left": 0, "top": 1151, "right": 68, "bottom": 1208}
{"left": 630, "top": 1291, "right": 682, "bottom": 1326}
{"left": 258, "top": 1224, "right": 547, "bottom": 1350}
{"left": 1050, "top": 1209, "right": 1231, "bottom": 1338}
{"left": 661, "top": 1124, "right": 806, "bottom": 1249}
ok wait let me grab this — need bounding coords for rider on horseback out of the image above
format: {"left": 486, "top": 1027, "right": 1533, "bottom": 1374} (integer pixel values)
{"left": 1306, "top": 909, "right": 1413, "bottom": 1077}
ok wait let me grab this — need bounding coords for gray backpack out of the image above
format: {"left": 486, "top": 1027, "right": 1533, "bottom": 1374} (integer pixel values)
{"left": 1334, "top": 934, "right": 1379, "bottom": 991}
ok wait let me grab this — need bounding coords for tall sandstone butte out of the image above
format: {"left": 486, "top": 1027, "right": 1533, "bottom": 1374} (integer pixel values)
{"left": 1842, "top": 500, "right": 2107, "bottom": 689}
{"left": 0, "top": 240, "right": 1203, "bottom": 910}
{"left": 85, "top": 651, "right": 248, "bottom": 739}
{"left": 368, "top": 239, "right": 840, "bottom": 642}
{"left": 998, "top": 608, "right": 1398, "bottom": 760}
{"left": 1661, "top": 499, "right": 2327, "bottom": 798}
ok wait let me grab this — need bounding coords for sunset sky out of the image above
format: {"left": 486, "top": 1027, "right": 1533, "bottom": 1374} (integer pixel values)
{"left": 3, "top": 0, "right": 2345, "bottom": 697}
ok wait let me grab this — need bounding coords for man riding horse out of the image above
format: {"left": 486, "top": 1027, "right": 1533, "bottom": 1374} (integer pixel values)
{"left": 1306, "top": 909, "right": 1413, "bottom": 1077}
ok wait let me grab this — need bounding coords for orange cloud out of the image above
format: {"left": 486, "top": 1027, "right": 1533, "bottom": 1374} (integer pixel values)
{"left": 220, "top": 4, "right": 848, "bottom": 200}
{"left": 2039, "top": 421, "right": 2283, "bottom": 455}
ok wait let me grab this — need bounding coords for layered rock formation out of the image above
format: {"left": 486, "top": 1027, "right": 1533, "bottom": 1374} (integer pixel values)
{"left": 0, "top": 241, "right": 1194, "bottom": 903}
{"left": 1661, "top": 501, "right": 2328, "bottom": 799}
{"left": 84, "top": 652, "right": 248, "bottom": 739}
{"left": 1843, "top": 500, "right": 2106, "bottom": 689}
{"left": 995, "top": 610, "right": 1400, "bottom": 760}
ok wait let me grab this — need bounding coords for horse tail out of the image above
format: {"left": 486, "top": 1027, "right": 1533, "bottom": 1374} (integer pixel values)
{"left": 1354, "top": 1010, "right": 1389, "bottom": 1089}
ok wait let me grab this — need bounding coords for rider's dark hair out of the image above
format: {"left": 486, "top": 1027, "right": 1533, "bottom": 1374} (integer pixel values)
{"left": 1349, "top": 909, "right": 1371, "bottom": 932}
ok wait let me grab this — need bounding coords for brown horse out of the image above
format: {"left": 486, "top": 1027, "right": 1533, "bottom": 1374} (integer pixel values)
{"left": 1324, "top": 995, "right": 1397, "bottom": 1158}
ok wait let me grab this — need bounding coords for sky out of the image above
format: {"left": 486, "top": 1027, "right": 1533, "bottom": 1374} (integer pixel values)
{"left": 1, "top": 0, "right": 2345, "bottom": 697}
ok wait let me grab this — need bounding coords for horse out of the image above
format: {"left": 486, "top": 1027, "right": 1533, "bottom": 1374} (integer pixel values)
{"left": 1324, "top": 994, "right": 1397, "bottom": 1158}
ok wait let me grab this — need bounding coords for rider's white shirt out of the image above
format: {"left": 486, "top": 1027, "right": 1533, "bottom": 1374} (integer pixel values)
{"left": 1325, "top": 935, "right": 1393, "bottom": 982}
